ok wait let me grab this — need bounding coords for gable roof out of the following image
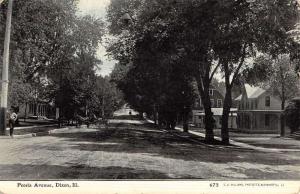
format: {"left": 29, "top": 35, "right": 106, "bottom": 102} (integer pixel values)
{"left": 244, "top": 84, "right": 266, "bottom": 99}
{"left": 235, "top": 94, "right": 242, "bottom": 101}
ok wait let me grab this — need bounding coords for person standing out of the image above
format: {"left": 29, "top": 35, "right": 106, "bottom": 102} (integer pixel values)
{"left": 8, "top": 107, "right": 17, "bottom": 138}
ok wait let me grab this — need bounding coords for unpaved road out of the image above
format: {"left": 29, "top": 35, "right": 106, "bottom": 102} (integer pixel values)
{"left": 0, "top": 121, "right": 300, "bottom": 180}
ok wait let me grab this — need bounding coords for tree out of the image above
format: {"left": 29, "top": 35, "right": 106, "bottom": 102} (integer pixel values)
{"left": 211, "top": 78, "right": 226, "bottom": 97}
{"left": 89, "top": 76, "right": 125, "bottom": 118}
{"left": 155, "top": 0, "right": 222, "bottom": 141}
{"left": 244, "top": 54, "right": 300, "bottom": 136}
{"left": 0, "top": 0, "right": 106, "bottom": 122}
{"left": 111, "top": 52, "right": 196, "bottom": 130}
{"left": 285, "top": 98, "right": 300, "bottom": 133}
{"left": 107, "top": 0, "right": 218, "bottom": 139}
{"left": 52, "top": 15, "right": 104, "bottom": 120}
{"left": 209, "top": 0, "right": 299, "bottom": 144}
{"left": 0, "top": 0, "right": 79, "bottom": 113}
{"left": 107, "top": 0, "right": 299, "bottom": 144}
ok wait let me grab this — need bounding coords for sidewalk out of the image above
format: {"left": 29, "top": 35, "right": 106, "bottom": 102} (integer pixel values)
{"left": 0, "top": 124, "right": 65, "bottom": 139}
{"left": 146, "top": 119, "right": 300, "bottom": 153}
{"left": 7, "top": 124, "right": 56, "bottom": 131}
{"left": 184, "top": 128, "right": 300, "bottom": 153}
{"left": 190, "top": 128, "right": 300, "bottom": 152}
{"left": 0, "top": 122, "right": 101, "bottom": 138}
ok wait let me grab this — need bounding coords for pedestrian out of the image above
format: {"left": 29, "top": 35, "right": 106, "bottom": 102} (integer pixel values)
{"left": 8, "top": 107, "right": 18, "bottom": 138}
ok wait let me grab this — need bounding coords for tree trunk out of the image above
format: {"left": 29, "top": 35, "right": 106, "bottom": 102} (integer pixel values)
{"left": 153, "top": 104, "right": 158, "bottom": 125}
{"left": 221, "top": 61, "right": 233, "bottom": 145}
{"left": 279, "top": 68, "right": 286, "bottom": 136}
{"left": 183, "top": 107, "right": 189, "bottom": 132}
{"left": 171, "top": 120, "right": 176, "bottom": 130}
{"left": 280, "top": 114, "right": 285, "bottom": 136}
{"left": 221, "top": 91, "right": 232, "bottom": 145}
{"left": 35, "top": 103, "right": 38, "bottom": 116}
{"left": 280, "top": 99, "right": 285, "bottom": 136}
{"left": 24, "top": 103, "right": 28, "bottom": 122}
{"left": 195, "top": 76, "right": 215, "bottom": 142}
{"left": 139, "top": 112, "right": 143, "bottom": 120}
{"left": 202, "top": 94, "right": 215, "bottom": 142}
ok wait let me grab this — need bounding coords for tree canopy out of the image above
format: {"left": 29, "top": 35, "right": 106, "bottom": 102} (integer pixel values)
{"left": 107, "top": 0, "right": 300, "bottom": 143}
{"left": 0, "top": 0, "right": 123, "bottom": 119}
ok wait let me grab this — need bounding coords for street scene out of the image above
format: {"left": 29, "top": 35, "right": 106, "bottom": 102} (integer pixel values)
{"left": 0, "top": 0, "right": 300, "bottom": 181}
{"left": 1, "top": 107, "right": 300, "bottom": 179}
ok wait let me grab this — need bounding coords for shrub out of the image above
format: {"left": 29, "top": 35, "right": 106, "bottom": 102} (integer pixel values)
{"left": 284, "top": 98, "right": 300, "bottom": 133}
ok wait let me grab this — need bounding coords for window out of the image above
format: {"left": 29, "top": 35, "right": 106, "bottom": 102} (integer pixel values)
{"left": 245, "top": 115, "right": 250, "bottom": 129}
{"left": 253, "top": 115, "right": 257, "bottom": 128}
{"left": 210, "top": 99, "right": 214, "bottom": 107}
{"left": 265, "top": 96, "right": 270, "bottom": 107}
{"left": 209, "top": 89, "right": 214, "bottom": 96}
{"left": 265, "top": 114, "right": 270, "bottom": 127}
{"left": 29, "top": 104, "right": 35, "bottom": 114}
{"left": 255, "top": 99, "right": 258, "bottom": 109}
{"left": 29, "top": 104, "right": 32, "bottom": 114}
{"left": 217, "top": 99, "right": 222, "bottom": 108}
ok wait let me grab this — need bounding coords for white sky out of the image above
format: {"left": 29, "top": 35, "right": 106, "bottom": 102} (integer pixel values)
{"left": 78, "top": 0, "right": 116, "bottom": 76}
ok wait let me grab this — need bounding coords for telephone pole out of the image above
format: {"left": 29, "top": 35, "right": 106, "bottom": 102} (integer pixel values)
{"left": 0, "top": 0, "right": 14, "bottom": 135}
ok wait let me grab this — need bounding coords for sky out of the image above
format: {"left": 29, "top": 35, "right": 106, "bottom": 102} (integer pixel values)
{"left": 78, "top": 0, "right": 116, "bottom": 76}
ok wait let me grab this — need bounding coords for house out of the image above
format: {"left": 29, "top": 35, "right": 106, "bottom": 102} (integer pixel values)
{"left": 192, "top": 88, "right": 224, "bottom": 110}
{"left": 18, "top": 102, "right": 56, "bottom": 119}
{"left": 192, "top": 88, "right": 237, "bottom": 128}
{"left": 193, "top": 108, "right": 237, "bottom": 129}
{"left": 235, "top": 84, "right": 284, "bottom": 133}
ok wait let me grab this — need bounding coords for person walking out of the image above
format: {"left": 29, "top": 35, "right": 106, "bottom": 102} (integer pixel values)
{"left": 8, "top": 107, "right": 18, "bottom": 138}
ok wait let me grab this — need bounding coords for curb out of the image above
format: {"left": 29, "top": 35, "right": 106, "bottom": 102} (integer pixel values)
{"left": 145, "top": 119, "right": 300, "bottom": 153}
{"left": 0, "top": 124, "right": 106, "bottom": 139}
{"left": 181, "top": 127, "right": 300, "bottom": 153}
{"left": 0, "top": 127, "right": 70, "bottom": 139}
{"left": 5, "top": 124, "right": 57, "bottom": 131}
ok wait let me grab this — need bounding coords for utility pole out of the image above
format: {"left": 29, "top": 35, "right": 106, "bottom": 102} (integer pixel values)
{"left": 0, "top": 0, "right": 14, "bottom": 135}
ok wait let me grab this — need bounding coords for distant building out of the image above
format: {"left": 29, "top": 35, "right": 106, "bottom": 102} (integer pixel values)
{"left": 193, "top": 88, "right": 224, "bottom": 110}
{"left": 192, "top": 88, "right": 237, "bottom": 128}
{"left": 193, "top": 108, "right": 237, "bottom": 129}
{"left": 17, "top": 101, "right": 56, "bottom": 119}
{"left": 235, "top": 84, "right": 284, "bottom": 133}
{"left": 0, "top": 90, "right": 55, "bottom": 119}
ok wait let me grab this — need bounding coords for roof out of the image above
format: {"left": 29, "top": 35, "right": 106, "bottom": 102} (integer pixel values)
{"left": 238, "top": 110, "right": 283, "bottom": 113}
{"left": 235, "top": 94, "right": 242, "bottom": 101}
{"left": 292, "top": 97, "right": 300, "bottom": 101}
{"left": 244, "top": 84, "right": 266, "bottom": 99}
{"left": 194, "top": 108, "right": 237, "bottom": 116}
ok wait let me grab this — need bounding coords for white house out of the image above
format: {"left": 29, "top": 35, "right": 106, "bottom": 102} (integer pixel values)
{"left": 193, "top": 108, "right": 237, "bottom": 129}
{"left": 18, "top": 102, "right": 56, "bottom": 119}
{"left": 235, "top": 84, "right": 284, "bottom": 133}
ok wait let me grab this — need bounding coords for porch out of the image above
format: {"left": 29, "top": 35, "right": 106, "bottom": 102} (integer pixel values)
{"left": 236, "top": 110, "right": 282, "bottom": 133}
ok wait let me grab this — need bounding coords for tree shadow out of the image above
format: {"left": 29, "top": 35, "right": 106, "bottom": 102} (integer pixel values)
{"left": 240, "top": 142, "right": 300, "bottom": 150}
{"left": 113, "top": 115, "right": 143, "bottom": 120}
{"left": 48, "top": 124, "right": 300, "bottom": 166}
{"left": 0, "top": 164, "right": 178, "bottom": 180}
